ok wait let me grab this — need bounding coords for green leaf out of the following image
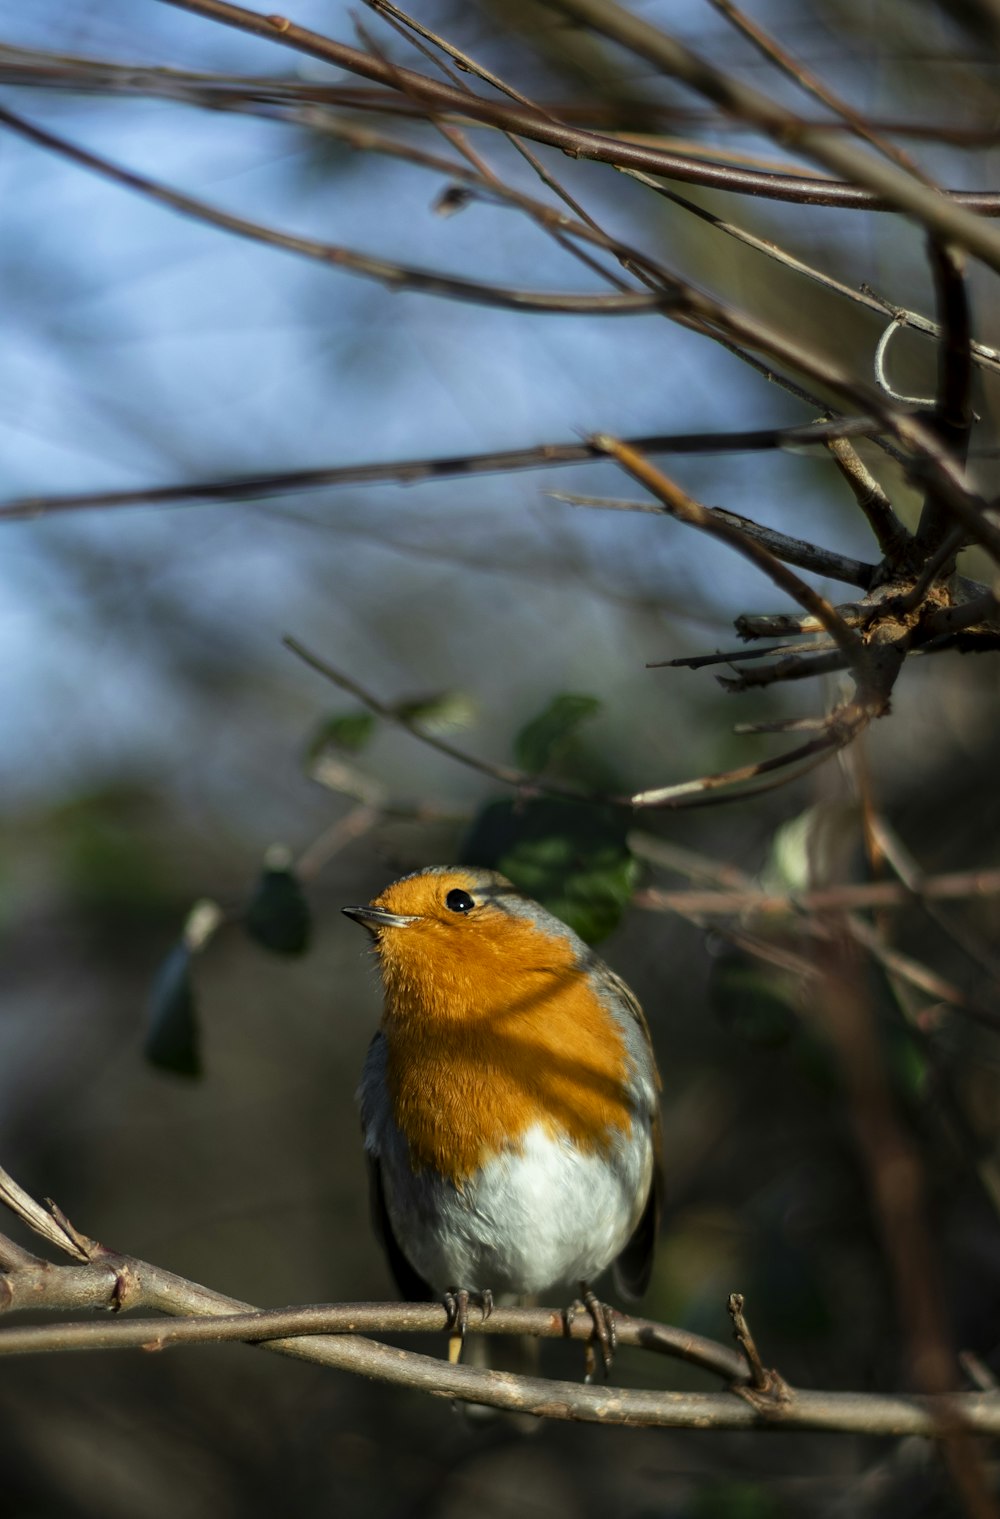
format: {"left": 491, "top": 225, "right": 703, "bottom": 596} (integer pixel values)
{"left": 462, "top": 798, "right": 636, "bottom": 944}
{"left": 513, "top": 693, "right": 601, "bottom": 774}
{"left": 305, "top": 711, "right": 377, "bottom": 762}
{"left": 392, "top": 691, "right": 476, "bottom": 735}
{"left": 145, "top": 944, "right": 201, "bottom": 1077}
{"left": 244, "top": 866, "right": 311, "bottom": 956}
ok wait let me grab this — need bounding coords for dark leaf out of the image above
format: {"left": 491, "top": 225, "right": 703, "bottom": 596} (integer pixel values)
{"left": 145, "top": 943, "right": 201, "bottom": 1077}
{"left": 513, "top": 693, "right": 601, "bottom": 774}
{"left": 305, "top": 711, "right": 377, "bottom": 763}
{"left": 462, "top": 797, "right": 636, "bottom": 943}
{"left": 244, "top": 866, "right": 311, "bottom": 956}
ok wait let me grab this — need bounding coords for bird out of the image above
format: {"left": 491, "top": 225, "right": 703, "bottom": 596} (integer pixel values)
{"left": 343, "top": 865, "right": 662, "bottom": 1378}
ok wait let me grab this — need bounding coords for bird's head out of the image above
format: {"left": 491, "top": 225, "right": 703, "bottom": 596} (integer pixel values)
{"left": 342, "top": 867, "right": 583, "bottom": 1028}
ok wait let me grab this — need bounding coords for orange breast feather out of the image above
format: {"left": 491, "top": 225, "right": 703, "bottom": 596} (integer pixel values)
{"left": 377, "top": 914, "right": 634, "bottom": 1187}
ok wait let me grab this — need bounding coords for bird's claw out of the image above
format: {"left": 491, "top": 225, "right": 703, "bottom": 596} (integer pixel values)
{"left": 565, "top": 1284, "right": 617, "bottom": 1381}
{"left": 443, "top": 1287, "right": 493, "bottom": 1363}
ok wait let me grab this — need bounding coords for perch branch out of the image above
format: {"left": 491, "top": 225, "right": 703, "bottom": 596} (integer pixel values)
{"left": 1, "top": 1167, "right": 999, "bottom": 1433}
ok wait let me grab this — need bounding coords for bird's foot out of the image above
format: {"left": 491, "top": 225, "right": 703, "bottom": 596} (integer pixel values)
{"left": 443, "top": 1287, "right": 494, "bottom": 1363}
{"left": 565, "top": 1283, "right": 617, "bottom": 1381}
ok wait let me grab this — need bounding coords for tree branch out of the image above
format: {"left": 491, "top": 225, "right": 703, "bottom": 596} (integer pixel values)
{"left": 153, "top": 0, "right": 1000, "bottom": 212}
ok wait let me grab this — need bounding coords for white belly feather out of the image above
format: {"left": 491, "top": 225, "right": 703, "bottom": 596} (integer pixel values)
{"left": 377, "top": 1121, "right": 652, "bottom": 1295}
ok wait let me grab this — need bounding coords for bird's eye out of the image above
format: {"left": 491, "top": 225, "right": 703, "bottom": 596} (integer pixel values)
{"left": 445, "top": 888, "right": 475, "bottom": 913}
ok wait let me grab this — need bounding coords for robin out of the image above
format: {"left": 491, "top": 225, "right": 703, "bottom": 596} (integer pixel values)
{"left": 343, "top": 866, "right": 662, "bottom": 1377}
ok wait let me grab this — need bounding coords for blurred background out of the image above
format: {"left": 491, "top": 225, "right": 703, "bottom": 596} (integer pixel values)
{"left": 2, "top": 1, "right": 1000, "bottom": 1514}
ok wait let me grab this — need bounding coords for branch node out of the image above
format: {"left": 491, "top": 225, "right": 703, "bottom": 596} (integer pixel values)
{"left": 727, "top": 1292, "right": 791, "bottom": 1404}
{"left": 45, "top": 1200, "right": 101, "bottom": 1263}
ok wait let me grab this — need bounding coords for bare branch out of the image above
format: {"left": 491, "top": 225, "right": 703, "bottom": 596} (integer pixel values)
{"left": 153, "top": 0, "right": 1000, "bottom": 212}
{"left": 0, "top": 105, "right": 673, "bottom": 319}
{"left": 618, "top": 172, "right": 1000, "bottom": 384}
{"left": 590, "top": 436, "right": 869, "bottom": 671}
{"left": 637, "top": 867, "right": 1000, "bottom": 919}
{"left": 825, "top": 436, "right": 912, "bottom": 562}
{"left": 915, "top": 239, "right": 976, "bottom": 558}
{"left": 0, "top": 1165, "right": 93, "bottom": 1262}
{"left": 1, "top": 1180, "right": 999, "bottom": 1433}
{"left": 553, "top": 492, "right": 876, "bottom": 588}
{"left": 705, "top": 0, "right": 928, "bottom": 179}
{"left": 283, "top": 636, "right": 596, "bottom": 801}
{"left": 0, "top": 419, "right": 885, "bottom": 522}
{"left": 538, "top": 0, "right": 1000, "bottom": 270}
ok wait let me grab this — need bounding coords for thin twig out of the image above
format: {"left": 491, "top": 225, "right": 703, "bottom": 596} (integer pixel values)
{"left": 0, "top": 419, "right": 885, "bottom": 523}
{"left": 538, "top": 0, "right": 1000, "bottom": 268}
{"left": 637, "top": 867, "right": 1000, "bottom": 917}
{"left": 590, "top": 436, "right": 869, "bottom": 672}
{"left": 0, "top": 105, "right": 673, "bottom": 319}
{"left": 151, "top": 0, "right": 1000, "bottom": 211}
{"left": 825, "top": 436, "right": 912, "bottom": 561}
{"left": 706, "top": 0, "right": 929, "bottom": 180}
{"left": 0, "top": 1165, "right": 93, "bottom": 1262}
{"left": 551, "top": 492, "right": 876, "bottom": 588}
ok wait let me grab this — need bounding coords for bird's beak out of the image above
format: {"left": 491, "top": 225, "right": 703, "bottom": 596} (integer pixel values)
{"left": 342, "top": 904, "right": 419, "bottom": 933}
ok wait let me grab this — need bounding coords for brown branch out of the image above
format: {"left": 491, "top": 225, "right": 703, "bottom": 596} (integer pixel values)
{"left": 590, "top": 436, "right": 869, "bottom": 671}
{"left": 705, "top": 0, "right": 929, "bottom": 181}
{"left": 915, "top": 239, "right": 976, "bottom": 558}
{"left": 552, "top": 492, "right": 877, "bottom": 588}
{"left": 717, "top": 650, "right": 848, "bottom": 691}
{"left": 727, "top": 1293, "right": 789, "bottom": 1403}
{"left": 361, "top": 0, "right": 647, "bottom": 295}
{"left": 635, "top": 856, "right": 1000, "bottom": 1033}
{"left": 0, "top": 105, "right": 673, "bottom": 319}
{"left": 0, "top": 1231, "right": 40, "bottom": 1273}
{"left": 610, "top": 169, "right": 1000, "bottom": 385}
{"left": 0, "top": 1165, "right": 92, "bottom": 1262}
{"left": 637, "top": 867, "right": 1000, "bottom": 918}
{"left": 5, "top": 48, "right": 999, "bottom": 147}
{"left": 538, "top": 0, "right": 1000, "bottom": 269}
{"left": 0, "top": 1294, "right": 744, "bottom": 1379}
{"left": 151, "top": 0, "right": 1000, "bottom": 212}
{"left": 0, "top": 88, "right": 990, "bottom": 566}
{"left": 282, "top": 635, "right": 598, "bottom": 801}
{"left": 655, "top": 637, "right": 833, "bottom": 670}
{"left": 0, "top": 419, "right": 885, "bottom": 522}
{"left": 865, "top": 816, "right": 1000, "bottom": 986}
{"left": 1, "top": 1208, "right": 1000, "bottom": 1432}
{"left": 825, "top": 436, "right": 912, "bottom": 562}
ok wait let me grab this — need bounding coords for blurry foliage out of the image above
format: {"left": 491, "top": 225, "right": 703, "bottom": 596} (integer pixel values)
{"left": 306, "top": 711, "right": 378, "bottom": 758}
{"left": 709, "top": 952, "right": 799, "bottom": 1050}
{"left": 462, "top": 795, "right": 637, "bottom": 942}
{"left": 512, "top": 691, "right": 601, "bottom": 773}
{"left": 54, "top": 786, "right": 181, "bottom": 929}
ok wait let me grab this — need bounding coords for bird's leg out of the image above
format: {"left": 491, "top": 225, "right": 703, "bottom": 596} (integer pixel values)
{"left": 565, "top": 1282, "right": 617, "bottom": 1381}
{"left": 443, "top": 1287, "right": 494, "bottom": 1364}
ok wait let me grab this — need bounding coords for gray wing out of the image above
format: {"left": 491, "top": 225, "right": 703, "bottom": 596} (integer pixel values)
{"left": 359, "top": 1033, "right": 434, "bottom": 1303}
{"left": 591, "top": 965, "right": 664, "bottom": 1300}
